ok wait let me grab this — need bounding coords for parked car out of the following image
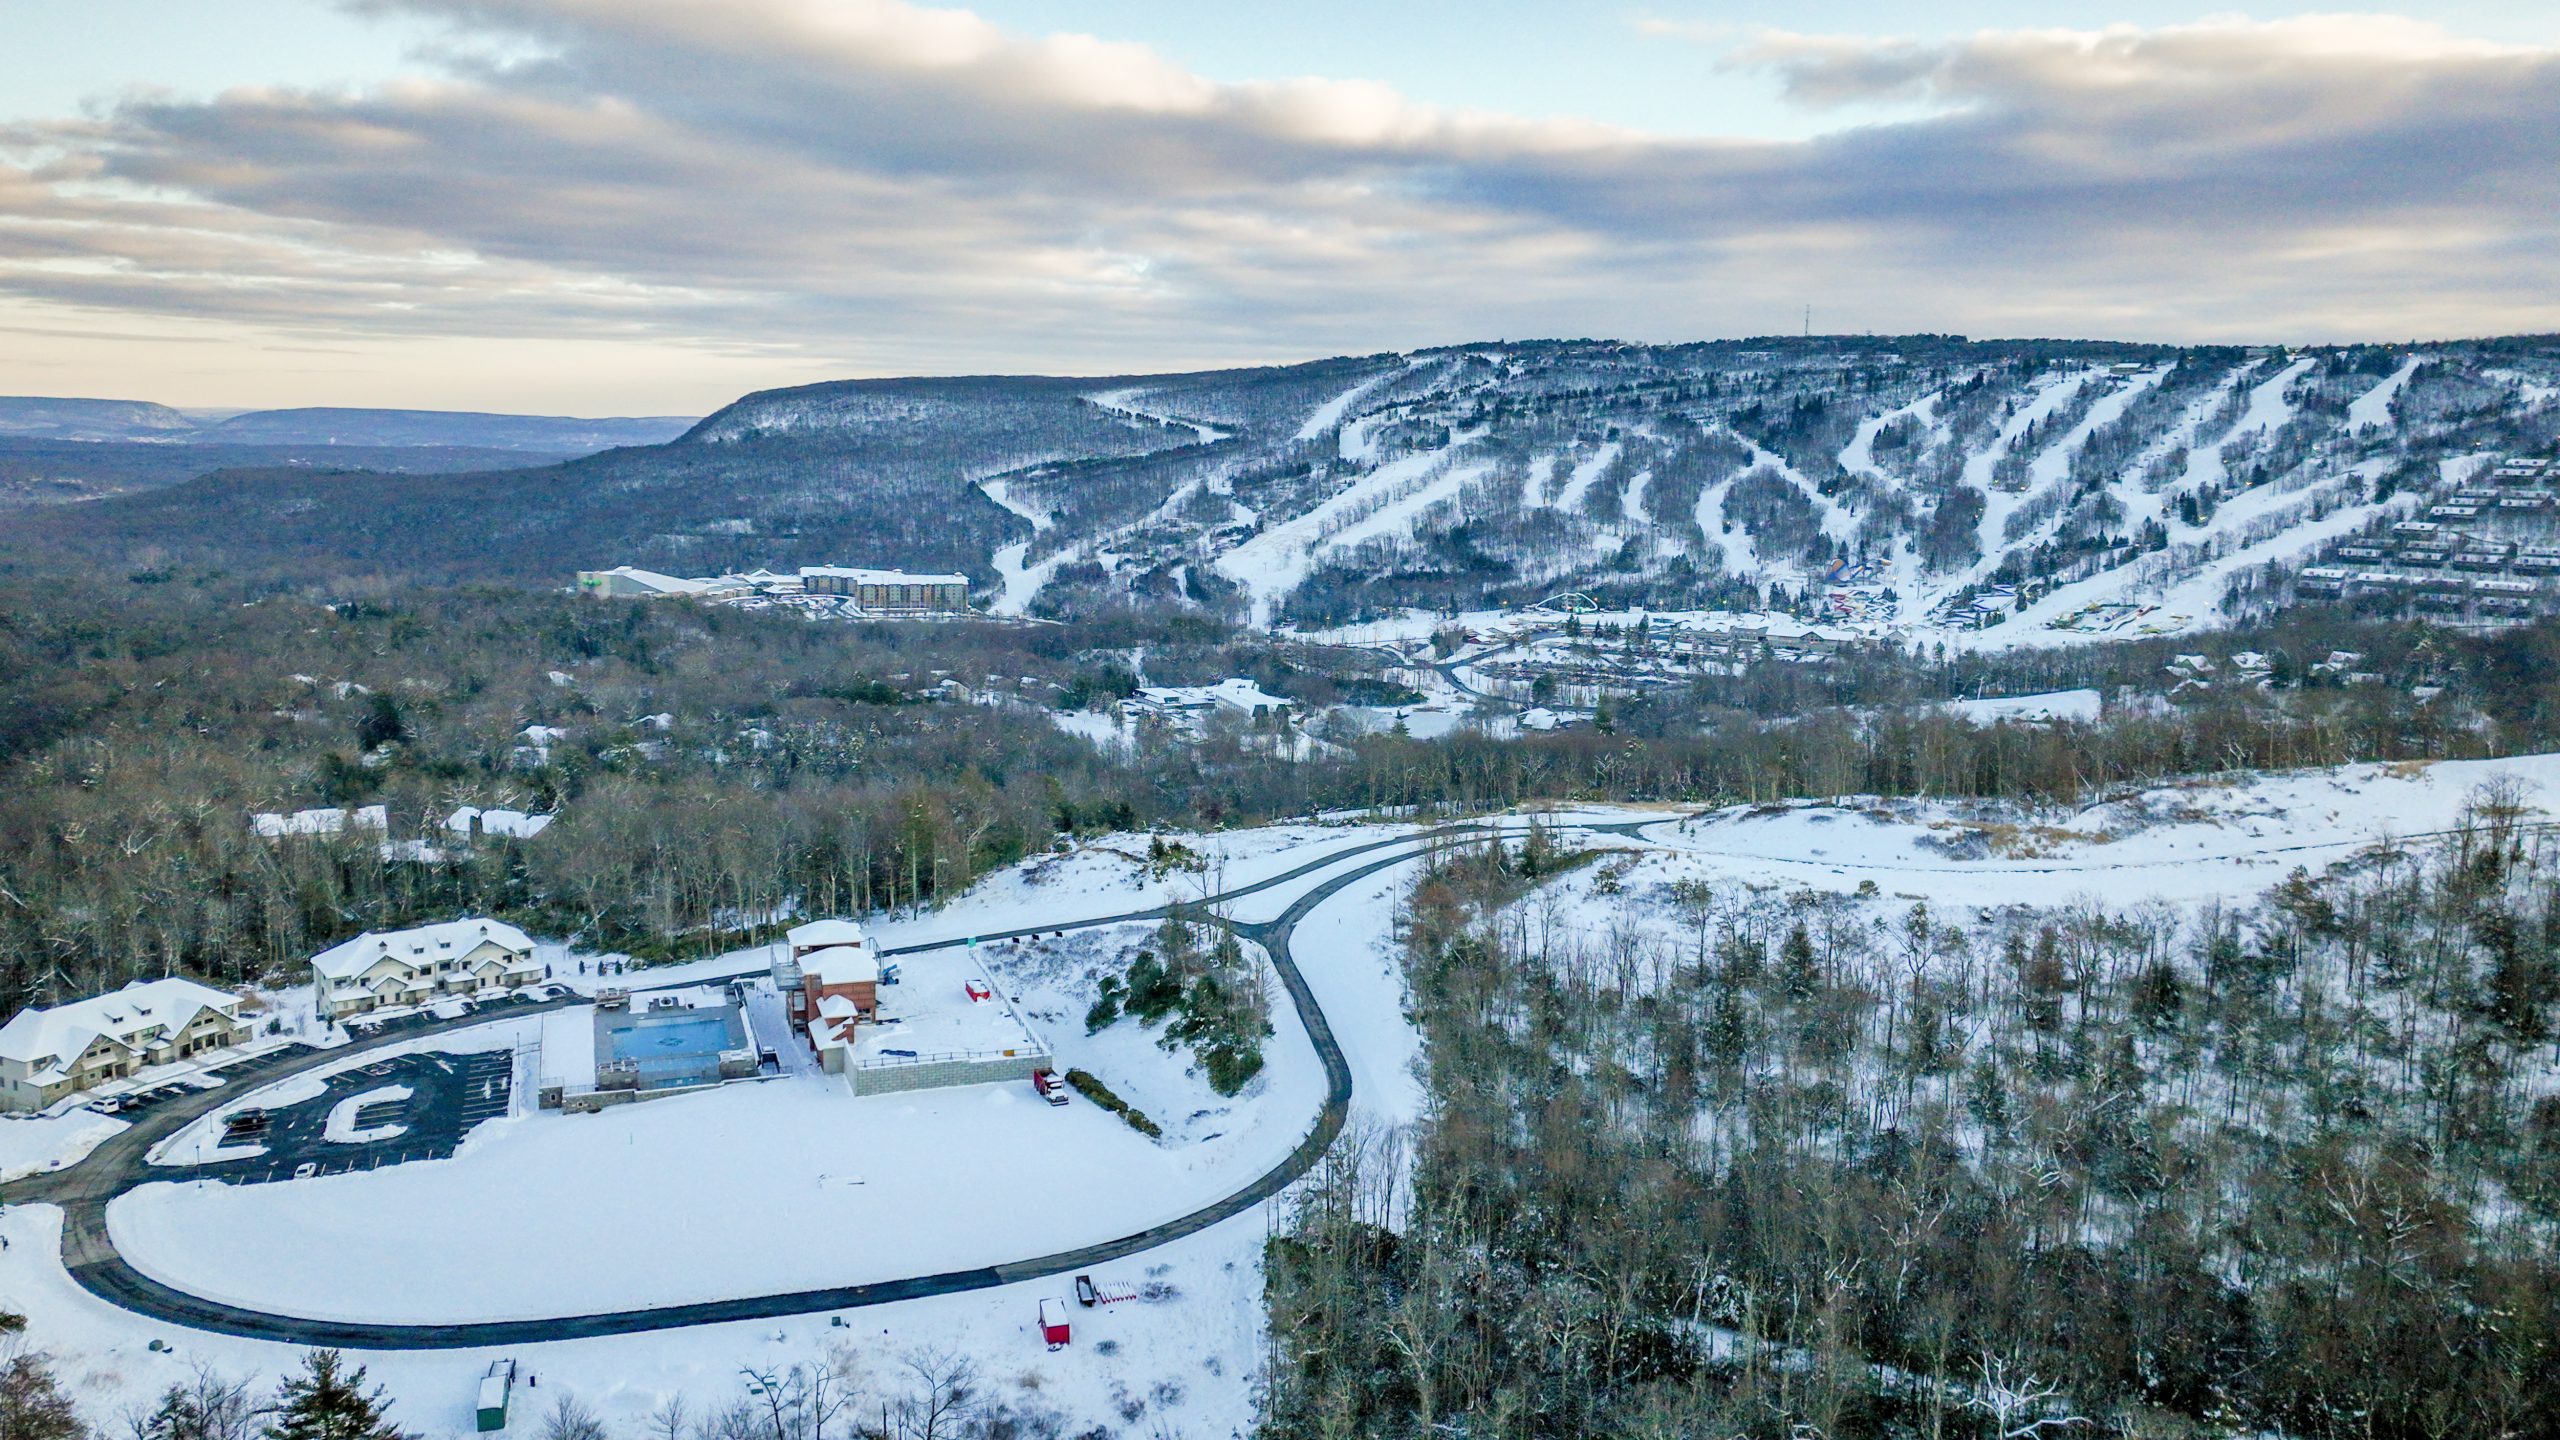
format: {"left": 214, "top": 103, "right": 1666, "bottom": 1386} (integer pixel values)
{"left": 292, "top": 1162, "right": 318, "bottom": 1180}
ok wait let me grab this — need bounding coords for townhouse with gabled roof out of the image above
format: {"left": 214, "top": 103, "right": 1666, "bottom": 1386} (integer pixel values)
{"left": 0, "top": 977, "right": 246, "bottom": 1112}
{"left": 310, "top": 917, "right": 542, "bottom": 1019}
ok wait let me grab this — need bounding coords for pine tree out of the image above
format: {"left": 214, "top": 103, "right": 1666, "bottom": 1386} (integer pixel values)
{"left": 0, "top": 1318, "right": 86, "bottom": 1440}
{"left": 264, "top": 1351, "right": 407, "bottom": 1440}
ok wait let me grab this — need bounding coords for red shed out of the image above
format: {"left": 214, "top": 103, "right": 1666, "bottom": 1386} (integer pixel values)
{"left": 1039, "top": 1298, "right": 1071, "bottom": 1349}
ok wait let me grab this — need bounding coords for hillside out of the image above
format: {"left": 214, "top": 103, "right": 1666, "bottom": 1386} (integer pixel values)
{"left": 19, "top": 337, "right": 2560, "bottom": 643}
{"left": 0, "top": 397, "right": 694, "bottom": 450}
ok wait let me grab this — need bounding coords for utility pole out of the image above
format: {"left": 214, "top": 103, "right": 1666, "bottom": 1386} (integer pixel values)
{"left": 1803, "top": 304, "right": 1811, "bottom": 337}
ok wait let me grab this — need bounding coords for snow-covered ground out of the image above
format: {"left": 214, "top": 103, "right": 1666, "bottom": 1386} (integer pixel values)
{"left": 1943, "top": 688, "right": 2102, "bottom": 725}
{"left": 1624, "top": 753, "right": 2560, "bottom": 909}
{"left": 321, "top": 1085, "right": 413, "bottom": 1145}
{"left": 0, "top": 1109, "right": 127, "bottom": 1183}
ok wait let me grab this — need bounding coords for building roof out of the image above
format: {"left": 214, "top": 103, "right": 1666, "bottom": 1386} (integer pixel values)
{"left": 786, "top": 918, "right": 868, "bottom": 949}
{"left": 443, "top": 806, "right": 555, "bottom": 839}
{"left": 310, "top": 917, "right": 536, "bottom": 982}
{"left": 0, "top": 977, "right": 239, "bottom": 1076}
{"left": 798, "top": 566, "right": 970, "bottom": 586}
{"left": 251, "top": 805, "right": 387, "bottom": 839}
{"left": 1210, "top": 678, "right": 1291, "bottom": 712}
{"left": 802, "top": 945, "right": 880, "bottom": 986}
{"left": 585, "top": 566, "right": 717, "bottom": 595}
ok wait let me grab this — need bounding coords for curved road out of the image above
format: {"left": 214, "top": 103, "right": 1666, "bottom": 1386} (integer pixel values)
{"left": 6, "top": 818, "right": 1634, "bottom": 1349}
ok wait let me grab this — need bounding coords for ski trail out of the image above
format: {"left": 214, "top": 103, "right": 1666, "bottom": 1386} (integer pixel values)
{"left": 979, "top": 477, "right": 1059, "bottom": 617}
{"left": 1621, "top": 467, "right": 1655, "bottom": 527}
{"left": 1294, "top": 364, "right": 1408, "bottom": 442}
{"left": 1520, "top": 454, "right": 1561, "bottom": 509}
{"left": 1729, "top": 431, "right": 1856, "bottom": 543}
{"left": 1215, "top": 433, "right": 1481, "bottom": 626}
{"left": 1693, "top": 475, "right": 1760, "bottom": 578}
{"left": 1839, "top": 390, "right": 1942, "bottom": 478}
{"left": 2182, "top": 355, "right": 2313, "bottom": 490}
{"left": 1088, "top": 388, "right": 1228, "bottom": 444}
{"left": 2347, "top": 355, "right": 2423, "bottom": 432}
{"left": 1962, "top": 369, "right": 2094, "bottom": 493}
{"left": 1551, "top": 441, "right": 1621, "bottom": 514}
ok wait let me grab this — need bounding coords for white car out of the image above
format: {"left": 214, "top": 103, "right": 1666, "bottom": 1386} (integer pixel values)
{"left": 292, "top": 1162, "right": 318, "bottom": 1180}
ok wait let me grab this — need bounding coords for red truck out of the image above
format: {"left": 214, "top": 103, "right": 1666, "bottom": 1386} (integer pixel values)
{"left": 1031, "top": 1069, "right": 1069, "bottom": 1106}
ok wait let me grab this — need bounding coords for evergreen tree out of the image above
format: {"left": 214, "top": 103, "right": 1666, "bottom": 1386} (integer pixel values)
{"left": 0, "top": 1316, "right": 85, "bottom": 1440}
{"left": 264, "top": 1352, "right": 406, "bottom": 1440}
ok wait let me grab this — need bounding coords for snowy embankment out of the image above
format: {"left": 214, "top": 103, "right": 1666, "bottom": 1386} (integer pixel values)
{"left": 0, "top": 1110, "right": 127, "bottom": 1183}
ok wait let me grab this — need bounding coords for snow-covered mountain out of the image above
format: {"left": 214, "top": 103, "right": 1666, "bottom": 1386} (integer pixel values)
{"left": 690, "top": 335, "right": 2560, "bottom": 645}
{"left": 32, "top": 335, "right": 2560, "bottom": 642}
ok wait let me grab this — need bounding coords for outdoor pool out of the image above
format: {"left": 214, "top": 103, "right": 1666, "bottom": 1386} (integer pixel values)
{"left": 596, "top": 1006, "right": 747, "bottom": 1089}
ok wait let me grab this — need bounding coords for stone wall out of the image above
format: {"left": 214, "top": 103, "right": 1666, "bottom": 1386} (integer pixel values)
{"left": 849, "top": 1050, "right": 1047, "bottom": 1096}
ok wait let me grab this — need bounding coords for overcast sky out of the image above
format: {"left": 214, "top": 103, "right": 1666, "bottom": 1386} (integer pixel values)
{"left": 3, "top": 1, "right": 2556, "bottom": 414}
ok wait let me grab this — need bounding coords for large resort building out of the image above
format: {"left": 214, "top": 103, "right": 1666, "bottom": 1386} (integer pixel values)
{"left": 576, "top": 565, "right": 971, "bottom": 616}
{"left": 795, "top": 567, "right": 970, "bottom": 615}
{"left": 0, "top": 978, "right": 247, "bottom": 1112}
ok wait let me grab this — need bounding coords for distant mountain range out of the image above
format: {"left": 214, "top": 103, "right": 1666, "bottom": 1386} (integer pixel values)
{"left": 0, "top": 397, "right": 695, "bottom": 451}
{"left": 14, "top": 335, "right": 2560, "bottom": 646}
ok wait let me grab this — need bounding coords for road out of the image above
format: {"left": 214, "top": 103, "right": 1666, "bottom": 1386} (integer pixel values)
{"left": 5, "top": 817, "right": 1636, "bottom": 1350}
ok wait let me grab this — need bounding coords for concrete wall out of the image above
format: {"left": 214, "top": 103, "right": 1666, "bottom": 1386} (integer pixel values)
{"left": 849, "top": 1051, "right": 1046, "bottom": 1097}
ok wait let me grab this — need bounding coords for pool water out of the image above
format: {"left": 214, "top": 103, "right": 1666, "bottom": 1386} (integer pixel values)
{"left": 598, "top": 1007, "right": 742, "bottom": 1087}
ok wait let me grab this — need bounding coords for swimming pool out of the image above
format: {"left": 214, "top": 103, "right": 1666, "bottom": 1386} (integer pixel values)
{"left": 596, "top": 1006, "right": 746, "bottom": 1089}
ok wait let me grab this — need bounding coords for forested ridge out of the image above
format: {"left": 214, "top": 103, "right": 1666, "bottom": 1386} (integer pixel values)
{"left": 9, "top": 561, "right": 2560, "bottom": 1015}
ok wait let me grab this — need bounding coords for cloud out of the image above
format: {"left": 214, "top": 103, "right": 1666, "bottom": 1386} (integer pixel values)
{"left": 3, "top": 1, "right": 2558, "bottom": 396}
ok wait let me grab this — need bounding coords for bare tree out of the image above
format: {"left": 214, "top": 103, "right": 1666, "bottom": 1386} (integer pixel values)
{"left": 127, "top": 1364, "right": 264, "bottom": 1440}
{"left": 538, "top": 1394, "right": 606, "bottom": 1440}
{"left": 887, "top": 1348, "right": 978, "bottom": 1440}
{"left": 1967, "top": 1355, "right": 2089, "bottom": 1440}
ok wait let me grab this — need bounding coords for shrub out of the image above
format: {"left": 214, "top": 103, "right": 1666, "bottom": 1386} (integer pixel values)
{"left": 1065, "top": 1068, "right": 1161, "bottom": 1139}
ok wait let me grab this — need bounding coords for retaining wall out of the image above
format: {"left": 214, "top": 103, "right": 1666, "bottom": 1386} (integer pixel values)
{"left": 849, "top": 1051, "right": 1045, "bottom": 1096}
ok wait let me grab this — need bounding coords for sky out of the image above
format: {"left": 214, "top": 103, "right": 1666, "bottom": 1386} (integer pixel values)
{"left": 1, "top": 1, "right": 2556, "bottom": 414}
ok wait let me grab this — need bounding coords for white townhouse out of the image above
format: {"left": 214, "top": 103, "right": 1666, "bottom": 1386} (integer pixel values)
{"left": 310, "top": 917, "right": 542, "bottom": 1019}
{"left": 0, "top": 977, "right": 247, "bottom": 1112}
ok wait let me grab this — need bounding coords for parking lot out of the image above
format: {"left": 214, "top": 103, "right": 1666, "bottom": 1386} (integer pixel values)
{"left": 180, "top": 1049, "right": 517, "bottom": 1185}
{"left": 340, "top": 985, "right": 572, "bottom": 1043}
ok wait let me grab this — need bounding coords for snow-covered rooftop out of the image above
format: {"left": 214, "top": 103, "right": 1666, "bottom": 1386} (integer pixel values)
{"left": 787, "top": 918, "right": 868, "bottom": 950}
{"left": 250, "top": 805, "right": 386, "bottom": 839}
{"left": 798, "top": 566, "right": 970, "bottom": 585}
{"left": 443, "top": 806, "right": 554, "bottom": 840}
{"left": 0, "top": 977, "right": 238, "bottom": 1075}
{"left": 803, "top": 945, "right": 879, "bottom": 986}
{"left": 309, "top": 917, "right": 535, "bottom": 981}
